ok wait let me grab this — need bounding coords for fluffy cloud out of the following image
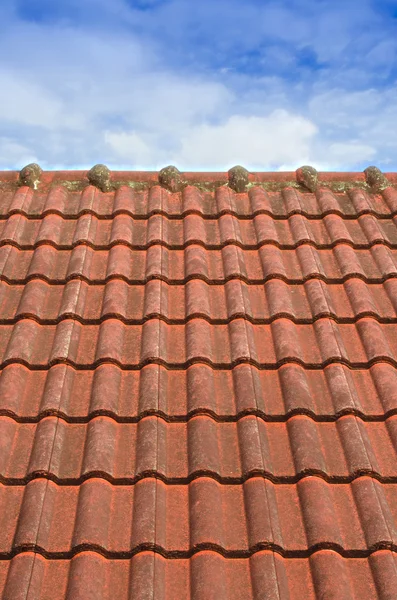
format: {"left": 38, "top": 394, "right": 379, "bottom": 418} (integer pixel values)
{"left": 105, "top": 131, "right": 154, "bottom": 166}
{"left": 105, "top": 110, "right": 317, "bottom": 170}
{"left": 173, "top": 111, "right": 317, "bottom": 170}
{"left": 0, "top": 70, "right": 83, "bottom": 129}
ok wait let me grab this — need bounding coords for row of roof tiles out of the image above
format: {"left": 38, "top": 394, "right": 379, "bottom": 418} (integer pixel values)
{"left": 3, "top": 244, "right": 397, "bottom": 283}
{"left": 1, "top": 278, "right": 397, "bottom": 323}
{"left": 1, "top": 414, "right": 397, "bottom": 482}
{"left": 1, "top": 362, "right": 396, "bottom": 420}
{"left": 2, "top": 184, "right": 397, "bottom": 217}
{"left": 2, "top": 550, "right": 395, "bottom": 600}
{"left": 3, "top": 213, "right": 397, "bottom": 249}
{"left": 0, "top": 316, "right": 396, "bottom": 367}
{"left": 2, "top": 476, "right": 397, "bottom": 554}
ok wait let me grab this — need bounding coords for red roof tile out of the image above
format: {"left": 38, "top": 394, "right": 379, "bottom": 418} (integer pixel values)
{"left": 1, "top": 165, "right": 397, "bottom": 597}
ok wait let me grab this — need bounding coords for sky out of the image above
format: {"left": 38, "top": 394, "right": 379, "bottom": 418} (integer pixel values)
{"left": 1, "top": 0, "right": 397, "bottom": 171}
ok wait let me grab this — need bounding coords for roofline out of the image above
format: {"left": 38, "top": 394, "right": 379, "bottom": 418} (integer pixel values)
{"left": 2, "top": 170, "right": 397, "bottom": 182}
{"left": 1, "top": 165, "right": 396, "bottom": 193}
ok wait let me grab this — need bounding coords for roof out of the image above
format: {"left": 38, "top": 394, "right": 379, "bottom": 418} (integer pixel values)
{"left": 1, "top": 163, "right": 397, "bottom": 599}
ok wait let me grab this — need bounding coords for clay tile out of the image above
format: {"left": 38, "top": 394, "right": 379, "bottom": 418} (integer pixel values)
{"left": 87, "top": 164, "right": 112, "bottom": 192}
{"left": 18, "top": 163, "right": 43, "bottom": 189}
{"left": 364, "top": 166, "right": 389, "bottom": 192}
{"left": 158, "top": 165, "right": 185, "bottom": 192}
{"left": 296, "top": 165, "right": 318, "bottom": 192}
{"left": 228, "top": 166, "right": 249, "bottom": 193}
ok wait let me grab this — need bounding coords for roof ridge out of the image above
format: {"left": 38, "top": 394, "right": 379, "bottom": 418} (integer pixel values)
{"left": 0, "top": 164, "right": 396, "bottom": 193}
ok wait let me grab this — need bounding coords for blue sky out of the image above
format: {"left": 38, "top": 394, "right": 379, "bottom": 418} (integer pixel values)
{"left": 1, "top": 0, "right": 397, "bottom": 171}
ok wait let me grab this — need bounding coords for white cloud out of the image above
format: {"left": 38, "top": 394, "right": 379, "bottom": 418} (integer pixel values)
{"left": 172, "top": 111, "right": 317, "bottom": 170}
{"left": 105, "top": 130, "right": 155, "bottom": 166}
{"left": 0, "top": 70, "right": 76, "bottom": 129}
{"left": 328, "top": 142, "right": 376, "bottom": 165}
{"left": 104, "top": 110, "right": 318, "bottom": 170}
{"left": 121, "top": 75, "right": 233, "bottom": 131}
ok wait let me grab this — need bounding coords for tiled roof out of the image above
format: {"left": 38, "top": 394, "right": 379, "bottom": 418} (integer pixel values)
{"left": 1, "top": 163, "right": 397, "bottom": 598}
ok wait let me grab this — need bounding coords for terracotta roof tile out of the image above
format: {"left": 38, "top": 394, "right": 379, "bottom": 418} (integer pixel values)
{"left": 3, "top": 242, "right": 397, "bottom": 284}
{"left": 2, "top": 476, "right": 397, "bottom": 555}
{"left": 3, "top": 212, "right": 397, "bottom": 249}
{"left": 2, "top": 414, "right": 397, "bottom": 483}
{"left": 1, "top": 362, "right": 397, "bottom": 420}
{"left": 1, "top": 168, "right": 397, "bottom": 597}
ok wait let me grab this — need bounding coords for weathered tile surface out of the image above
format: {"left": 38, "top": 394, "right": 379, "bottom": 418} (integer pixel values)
{"left": 1, "top": 171, "right": 397, "bottom": 598}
